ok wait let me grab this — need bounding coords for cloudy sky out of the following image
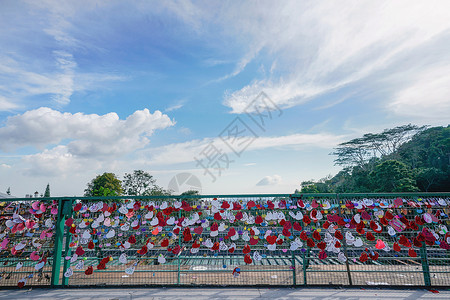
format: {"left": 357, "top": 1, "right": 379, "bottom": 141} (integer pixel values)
{"left": 1, "top": 1, "right": 449, "bottom": 197}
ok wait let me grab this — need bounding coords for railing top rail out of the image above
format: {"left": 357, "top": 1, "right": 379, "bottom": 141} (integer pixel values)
{"left": 2, "top": 192, "right": 449, "bottom": 202}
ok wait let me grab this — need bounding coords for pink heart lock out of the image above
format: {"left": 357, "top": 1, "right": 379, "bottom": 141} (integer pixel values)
{"left": 25, "top": 220, "right": 36, "bottom": 229}
{"left": 1, "top": 238, "right": 9, "bottom": 250}
{"left": 40, "top": 203, "right": 46, "bottom": 212}
{"left": 51, "top": 207, "right": 58, "bottom": 215}
{"left": 30, "top": 251, "right": 40, "bottom": 261}
{"left": 32, "top": 201, "right": 40, "bottom": 210}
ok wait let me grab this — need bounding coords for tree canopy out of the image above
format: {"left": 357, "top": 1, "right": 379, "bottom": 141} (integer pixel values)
{"left": 44, "top": 183, "right": 50, "bottom": 197}
{"left": 122, "top": 170, "right": 171, "bottom": 196}
{"left": 301, "top": 125, "right": 449, "bottom": 193}
{"left": 84, "top": 172, "right": 123, "bottom": 196}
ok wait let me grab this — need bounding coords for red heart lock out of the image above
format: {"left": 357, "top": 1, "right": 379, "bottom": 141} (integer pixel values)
{"left": 244, "top": 254, "right": 253, "bottom": 264}
{"left": 85, "top": 266, "right": 93, "bottom": 275}
{"left": 408, "top": 248, "right": 417, "bottom": 257}
{"left": 293, "top": 222, "right": 302, "bottom": 231}
{"left": 128, "top": 235, "right": 136, "bottom": 244}
{"left": 255, "top": 215, "right": 263, "bottom": 224}
{"left": 313, "top": 230, "right": 321, "bottom": 241}
{"left": 359, "top": 252, "right": 368, "bottom": 263}
{"left": 266, "top": 235, "right": 277, "bottom": 245}
{"left": 161, "top": 238, "right": 169, "bottom": 247}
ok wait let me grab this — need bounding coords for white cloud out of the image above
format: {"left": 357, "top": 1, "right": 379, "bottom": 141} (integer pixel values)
{"left": 0, "top": 164, "right": 11, "bottom": 169}
{"left": 215, "top": 1, "right": 450, "bottom": 113}
{"left": 388, "top": 66, "right": 450, "bottom": 123}
{"left": 256, "top": 174, "right": 282, "bottom": 186}
{"left": 165, "top": 104, "right": 184, "bottom": 112}
{"left": 0, "top": 96, "right": 19, "bottom": 111}
{"left": 0, "top": 107, "right": 175, "bottom": 157}
{"left": 140, "top": 132, "right": 344, "bottom": 166}
{"left": 22, "top": 145, "right": 87, "bottom": 177}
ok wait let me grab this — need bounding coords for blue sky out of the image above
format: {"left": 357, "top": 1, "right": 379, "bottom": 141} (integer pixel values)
{"left": 1, "top": 1, "right": 449, "bottom": 197}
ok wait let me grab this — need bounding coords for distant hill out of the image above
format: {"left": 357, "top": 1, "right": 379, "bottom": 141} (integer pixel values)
{"left": 299, "top": 125, "right": 450, "bottom": 193}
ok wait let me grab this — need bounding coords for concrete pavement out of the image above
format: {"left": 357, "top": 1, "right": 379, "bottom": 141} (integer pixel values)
{"left": 0, "top": 288, "right": 449, "bottom": 300}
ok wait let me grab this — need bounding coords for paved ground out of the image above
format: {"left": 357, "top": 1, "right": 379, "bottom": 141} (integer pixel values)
{"left": 0, "top": 288, "right": 448, "bottom": 300}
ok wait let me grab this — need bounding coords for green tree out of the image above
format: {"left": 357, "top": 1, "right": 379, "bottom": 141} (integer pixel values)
{"left": 122, "top": 170, "right": 171, "bottom": 196}
{"left": 147, "top": 185, "right": 171, "bottom": 196}
{"left": 331, "top": 124, "right": 426, "bottom": 169}
{"left": 415, "top": 167, "right": 446, "bottom": 192}
{"left": 181, "top": 190, "right": 200, "bottom": 196}
{"left": 370, "top": 160, "right": 418, "bottom": 192}
{"left": 123, "top": 170, "right": 157, "bottom": 196}
{"left": 300, "top": 181, "right": 320, "bottom": 193}
{"left": 84, "top": 173, "right": 123, "bottom": 196}
{"left": 44, "top": 183, "right": 50, "bottom": 197}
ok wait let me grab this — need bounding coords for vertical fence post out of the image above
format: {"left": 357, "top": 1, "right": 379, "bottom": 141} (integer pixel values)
{"left": 177, "top": 200, "right": 181, "bottom": 286}
{"left": 302, "top": 247, "right": 309, "bottom": 285}
{"left": 51, "top": 199, "right": 65, "bottom": 286}
{"left": 289, "top": 211, "right": 297, "bottom": 287}
{"left": 338, "top": 194, "right": 353, "bottom": 286}
{"left": 62, "top": 199, "right": 74, "bottom": 286}
{"left": 420, "top": 243, "right": 431, "bottom": 286}
{"left": 414, "top": 203, "right": 432, "bottom": 287}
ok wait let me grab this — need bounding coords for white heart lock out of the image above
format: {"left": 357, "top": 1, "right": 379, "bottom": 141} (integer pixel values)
{"left": 15, "top": 241, "right": 26, "bottom": 251}
{"left": 157, "top": 255, "right": 166, "bottom": 264}
{"left": 290, "top": 242, "right": 300, "bottom": 251}
{"left": 75, "top": 260, "right": 84, "bottom": 270}
{"left": 387, "top": 226, "right": 396, "bottom": 236}
{"left": 64, "top": 268, "right": 74, "bottom": 277}
{"left": 35, "top": 261, "right": 45, "bottom": 270}
{"left": 106, "top": 229, "right": 115, "bottom": 238}
{"left": 353, "top": 238, "right": 363, "bottom": 247}
{"left": 82, "top": 230, "right": 91, "bottom": 239}
{"left": 242, "top": 232, "right": 250, "bottom": 241}
{"left": 201, "top": 220, "right": 210, "bottom": 228}
{"left": 91, "top": 221, "right": 100, "bottom": 229}
{"left": 118, "top": 206, "right": 128, "bottom": 214}
{"left": 219, "top": 241, "right": 228, "bottom": 251}
{"left": 166, "top": 217, "right": 175, "bottom": 225}
{"left": 45, "top": 218, "right": 53, "bottom": 228}
{"left": 71, "top": 253, "right": 78, "bottom": 263}
{"left": 125, "top": 266, "right": 135, "bottom": 275}
{"left": 145, "top": 211, "right": 154, "bottom": 219}
{"left": 119, "top": 253, "right": 127, "bottom": 264}
{"left": 267, "top": 244, "right": 277, "bottom": 251}
{"left": 253, "top": 251, "right": 262, "bottom": 261}
{"left": 338, "top": 252, "right": 347, "bottom": 263}
{"left": 150, "top": 218, "right": 158, "bottom": 226}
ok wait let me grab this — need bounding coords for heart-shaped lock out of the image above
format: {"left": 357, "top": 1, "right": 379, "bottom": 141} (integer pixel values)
{"left": 64, "top": 268, "right": 74, "bottom": 277}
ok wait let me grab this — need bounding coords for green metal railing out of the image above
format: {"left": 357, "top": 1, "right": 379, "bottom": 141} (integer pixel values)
{"left": 1, "top": 193, "right": 449, "bottom": 288}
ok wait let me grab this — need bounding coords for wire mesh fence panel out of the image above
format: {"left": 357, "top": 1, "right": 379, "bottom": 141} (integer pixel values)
{"left": 0, "top": 199, "right": 58, "bottom": 287}
{"left": 1, "top": 193, "right": 449, "bottom": 288}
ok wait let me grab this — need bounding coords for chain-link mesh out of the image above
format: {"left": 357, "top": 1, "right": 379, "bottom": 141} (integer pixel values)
{"left": 0, "top": 199, "right": 57, "bottom": 287}
{"left": 1, "top": 194, "right": 449, "bottom": 288}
